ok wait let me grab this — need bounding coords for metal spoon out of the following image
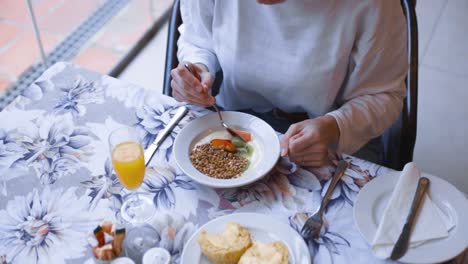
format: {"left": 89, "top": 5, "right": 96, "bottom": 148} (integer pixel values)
{"left": 211, "top": 104, "right": 230, "bottom": 130}
{"left": 183, "top": 64, "right": 240, "bottom": 138}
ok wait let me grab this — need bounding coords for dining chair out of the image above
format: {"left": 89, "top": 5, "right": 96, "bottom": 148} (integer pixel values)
{"left": 162, "top": 0, "right": 418, "bottom": 171}
{"left": 163, "top": 0, "right": 223, "bottom": 97}
{"left": 382, "top": 0, "right": 418, "bottom": 170}
{"left": 162, "top": 0, "right": 181, "bottom": 96}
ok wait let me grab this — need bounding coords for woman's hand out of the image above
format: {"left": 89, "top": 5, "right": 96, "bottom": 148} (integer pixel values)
{"left": 170, "top": 62, "right": 215, "bottom": 107}
{"left": 280, "top": 116, "right": 340, "bottom": 167}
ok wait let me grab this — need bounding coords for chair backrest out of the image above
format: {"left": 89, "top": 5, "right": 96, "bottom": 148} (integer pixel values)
{"left": 163, "top": 0, "right": 418, "bottom": 170}
{"left": 163, "top": 0, "right": 223, "bottom": 97}
{"left": 403, "top": 0, "right": 419, "bottom": 166}
{"left": 163, "top": 0, "right": 181, "bottom": 96}
{"left": 382, "top": 0, "right": 418, "bottom": 170}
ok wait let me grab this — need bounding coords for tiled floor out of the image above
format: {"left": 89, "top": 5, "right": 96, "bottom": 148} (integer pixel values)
{"left": 0, "top": 0, "right": 172, "bottom": 95}
{"left": 0, "top": 0, "right": 103, "bottom": 94}
{"left": 120, "top": 22, "right": 168, "bottom": 91}
{"left": 73, "top": 0, "right": 172, "bottom": 74}
{"left": 119, "top": 1, "right": 468, "bottom": 194}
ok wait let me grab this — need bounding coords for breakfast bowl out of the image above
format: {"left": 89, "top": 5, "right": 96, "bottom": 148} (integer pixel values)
{"left": 173, "top": 111, "right": 280, "bottom": 188}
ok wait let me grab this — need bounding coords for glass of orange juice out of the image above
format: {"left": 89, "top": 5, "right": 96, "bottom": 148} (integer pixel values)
{"left": 109, "top": 127, "right": 155, "bottom": 223}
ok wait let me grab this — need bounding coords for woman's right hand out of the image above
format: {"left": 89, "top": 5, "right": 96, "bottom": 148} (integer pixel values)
{"left": 170, "top": 62, "right": 215, "bottom": 107}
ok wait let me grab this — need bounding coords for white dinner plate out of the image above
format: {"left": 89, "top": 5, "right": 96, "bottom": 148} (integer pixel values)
{"left": 173, "top": 111, "right": 280, "bottom": 188}
{"left": 180, "top": 213, "right": 311, "bottom": 264}
{"left": 354, "top": 172, "right": 468, "bottom": 263}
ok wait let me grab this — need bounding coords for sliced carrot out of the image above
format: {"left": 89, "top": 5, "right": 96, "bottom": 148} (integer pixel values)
{"left": 210, "top": 139, "right": 237, "bottom": 152}
{"left": 227, "top": 128, "right": 252, "bottom": 142}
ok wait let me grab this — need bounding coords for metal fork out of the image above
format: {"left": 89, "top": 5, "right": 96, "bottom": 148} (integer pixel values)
{"left": 300, "top": 160, "right": 348, "bottom": 239}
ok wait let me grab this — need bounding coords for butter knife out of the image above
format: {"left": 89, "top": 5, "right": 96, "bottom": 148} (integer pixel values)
{"left": 144, "top": 106, "right": 189, "bottom": 166}
{"left": 390, "top": 177, "right": 431, "bottom": 260}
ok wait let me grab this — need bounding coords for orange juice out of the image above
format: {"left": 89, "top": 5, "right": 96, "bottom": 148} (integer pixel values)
{"left": 112, "top": 141, "right": 145, "bottom": 190}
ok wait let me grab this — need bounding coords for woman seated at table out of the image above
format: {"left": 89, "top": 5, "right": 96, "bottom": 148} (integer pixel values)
{"left": 170, "top": 0, "right": 407, "bottom": 167}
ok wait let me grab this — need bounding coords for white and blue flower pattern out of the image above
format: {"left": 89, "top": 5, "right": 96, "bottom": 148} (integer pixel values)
{"left": 0, "top": 128, "right": 28, "bottom": 195}
{"left": 144, "top": 164, "right": 196, "bottom": 209}
{"left": 305, "top": 154, "right": 390, "bottom": 208}
{"left": 290, "top": 212, "right": 351, "bottom": 262}
{"left": 22, "top": 79, "right": 55, "bottom": 102}
{"left": 222, "top": 157, "right": 322, "bottom": 211}
{"left": 17, "top": 113, "right": 95, "bottom": 184}
{"left": 143, "top": 164, "right": 220, "bottom": 216}
{"left": 81, "top": 158, "right": 124, "bottom": 211}
{"left": 54, "top": 76, "right": 104, "bottom": 117}
{"left": 148, "top": 213, "right": 196, "bottom": 263}
{"left": 102, "top": 76, "right": 146, "bottom": 109}
{"left": 17, "top": 62, "right": 65, "bottom": 106}
{"left": 0, "top": 62, "right": 400, "bottom": 264}
{"left": 134, "top": 100, "right": 196, "bottom": 161}
{"left": 0, "top": 187, "right": 103, "bottom": 264}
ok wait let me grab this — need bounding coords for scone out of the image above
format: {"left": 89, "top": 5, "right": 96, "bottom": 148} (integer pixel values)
{"left": 197, "top": 222, "right": 252, "bottom": 264}
{"left": 238, "top": 241, "right": 289, "bottom": 264}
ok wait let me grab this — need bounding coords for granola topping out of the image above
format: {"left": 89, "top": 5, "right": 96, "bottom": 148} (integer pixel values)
{"left": 190, "top": 143, "right": 248, "bottom": 179}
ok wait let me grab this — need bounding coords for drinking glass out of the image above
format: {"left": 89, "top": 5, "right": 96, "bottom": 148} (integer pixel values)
{"left": 109, "top": 127, "right": 155, "bottom": 223}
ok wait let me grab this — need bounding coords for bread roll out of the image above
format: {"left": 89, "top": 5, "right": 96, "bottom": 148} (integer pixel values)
{"left": 238, "top": 241, "right": 289, "bottom": 264}
{"left": 197, "top": 222, "right": 252, "bottom": 264}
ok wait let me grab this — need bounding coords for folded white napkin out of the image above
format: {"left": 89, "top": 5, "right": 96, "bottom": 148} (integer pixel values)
{"left": 371, "top": 162, "right": 454, "bottom": 259}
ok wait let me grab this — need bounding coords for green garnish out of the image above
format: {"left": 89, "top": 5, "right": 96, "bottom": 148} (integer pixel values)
{"left": 237, "top": 144, "right": 253, "bottom": 157}
{"left": 232, "top": 136, "right": 246, "bottom": 148}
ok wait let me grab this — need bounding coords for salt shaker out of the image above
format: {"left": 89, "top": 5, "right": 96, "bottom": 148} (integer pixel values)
{"left": 110, "top": 257, "right": 135, "bottom": 264}
{"left": 142, "top": 247, "right": 171, "bottom": 264}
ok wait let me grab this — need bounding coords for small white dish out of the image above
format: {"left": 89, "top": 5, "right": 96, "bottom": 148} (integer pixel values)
{"left": 142, "top": 247, "right": 171, "bottom": 264}
{"left": 180, "top": 213, "right": 311, "bottom": 264}
{"left": 354, "top": 171, "right": 468, "bottom": 263}
{"left": 173, "top": 111, "right": 280, "bottom": 188}
{"left": 110, "top": 257, "right": 135, "bottom": 264}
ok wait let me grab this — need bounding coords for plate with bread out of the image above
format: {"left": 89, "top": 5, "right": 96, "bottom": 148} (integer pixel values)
{"left": 180, "top": 213, "right": 311, "bottom": 264}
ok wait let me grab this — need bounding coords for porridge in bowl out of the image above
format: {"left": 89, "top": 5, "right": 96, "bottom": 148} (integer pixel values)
{"left": 189, "top": 129, "right": 260, "bottom": 179}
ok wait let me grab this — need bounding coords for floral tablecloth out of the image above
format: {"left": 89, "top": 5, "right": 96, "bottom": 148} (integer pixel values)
{"left": 0, "top": 62, "right": 399, "bottom": 264}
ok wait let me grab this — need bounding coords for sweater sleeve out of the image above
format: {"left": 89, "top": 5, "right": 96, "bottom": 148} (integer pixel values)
{"left": 177, "top": 0, "right": 220, "bottom": 74}
{"left": 326, "top": 0, "right": 408, "bottom": 154}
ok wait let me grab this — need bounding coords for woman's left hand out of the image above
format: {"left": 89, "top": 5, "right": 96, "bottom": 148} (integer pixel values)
{"left": 280, "top": 116, "right": 340, "bottom": 167}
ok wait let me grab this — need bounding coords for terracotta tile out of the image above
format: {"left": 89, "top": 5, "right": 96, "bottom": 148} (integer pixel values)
{"left": 0, "top": 22, "right": 22, "bottom": 50}
{"left": 40, "top": 0, "right": 101, "bottom": 35}
{"left": 0, "top": 30, "right": 60, "bottom": 77}
{"left": 149, "top": 0, "right": 173, "bottom": 18}
{"left": 93, "top": 2, "right": 151, "bottom": 51}
{"left": 34, "top": 0, "right": 65, "bottom": 18}
{"left": 0, "top": 77, "right": 11, "bottom": 94}
{"left": 0, "top": 0, "right": 28, "bottom": 24}
{"left": 16, "top": 30, "right": 62, "bottom": 55}
{"left": 93, "top": 0, "right": 172, "bottom": 53}
{"left": 73, "top": 45, "right": 122, "bottom": 74}
{"left": 0, "top": 0, "right": 62, "bottom": 25}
